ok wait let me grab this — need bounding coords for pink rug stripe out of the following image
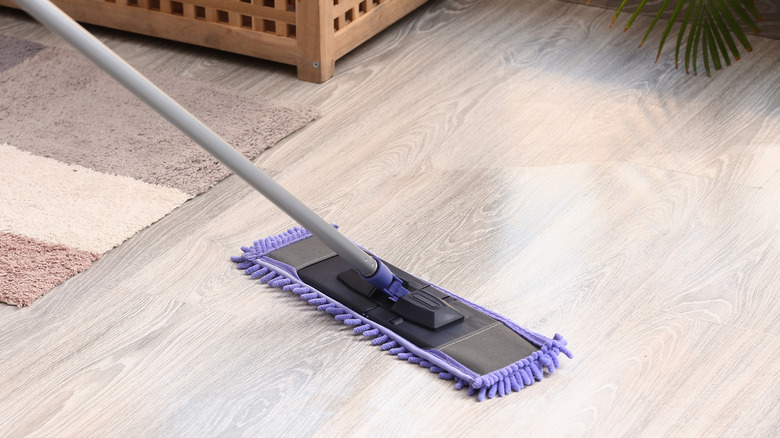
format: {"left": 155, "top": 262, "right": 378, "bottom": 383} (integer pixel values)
{"left": 0, "top": 232, "right": 98, "bottom": 307}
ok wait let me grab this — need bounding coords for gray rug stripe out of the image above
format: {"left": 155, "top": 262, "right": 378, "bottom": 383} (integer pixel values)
{"left": 0, "top": 34, "right": 44, "bottom": 73}
{"left": 0, "top": 47, "right": 318, "bottom": 195}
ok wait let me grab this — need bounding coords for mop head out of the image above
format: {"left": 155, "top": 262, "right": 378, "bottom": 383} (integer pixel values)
{"left": 232, "top": 227, "right": 572, "bottom": 401}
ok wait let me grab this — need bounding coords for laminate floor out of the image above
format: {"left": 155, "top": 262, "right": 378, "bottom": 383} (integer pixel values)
{"left": 1, "top": 0, "right": 778, "bottom": 436}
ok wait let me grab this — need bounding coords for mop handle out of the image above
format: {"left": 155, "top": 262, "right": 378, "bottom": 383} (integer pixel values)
{"left": 14, "top": 0, "right": 379, "bottom": 277}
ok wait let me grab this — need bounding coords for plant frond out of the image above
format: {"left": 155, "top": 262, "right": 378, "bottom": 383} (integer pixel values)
{"left": 614, "top": 0, "right": 762, "bottom": 76}
{"left": 706, "top": 4, "right": 731, "bottom": 67}
{"left": 676, "top": 0, "right": 696, "bottom": 68}
{"left": 625, "top": 0, "right": 652, "bottom": 32}
{"left": 658, "top": 0, "right": 688, "bottom": 62}
{"left": 725, "top": 0, "right": 760, "bottom": 33}
{"left": 716, "top": 0, "right": 751, "bottom": 53}
{"left": 691, "top": 1, "right": 705, "bottom": 75}
{"left": 640, "top": 0, "right": 673, "bottom": 48}
{"left": 710, "top": 0, "right": 741, "bottom": 60}
{"left": 702, "top": 18, "right": 712, "bottom": 76}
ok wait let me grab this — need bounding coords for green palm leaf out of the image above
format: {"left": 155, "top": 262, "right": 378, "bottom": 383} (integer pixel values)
{"left": 710, "top": 0, "right": 740, "bottom": 61}
{"left": 612, "top": 0, "right": 763, "bottom": 76}
{"left": 657, "top": 0, "right": 688, "bottom": 62}
{"left": 692, "top": 3, "right": 705, "bottom": 75}
{"left": 706, "top": 5, "right": 731, "bottom": 67}
{"left": 676, "top": 0, "right": 697, "bottom": 69}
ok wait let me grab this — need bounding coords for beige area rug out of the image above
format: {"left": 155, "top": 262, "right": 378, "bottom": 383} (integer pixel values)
{"left": 0, "top": 33, "right": 318, "bottom": 306}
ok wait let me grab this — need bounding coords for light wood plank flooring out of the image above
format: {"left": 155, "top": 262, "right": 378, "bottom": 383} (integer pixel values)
{"left": 1, "top": 0, "right": 778, "bottom": 436}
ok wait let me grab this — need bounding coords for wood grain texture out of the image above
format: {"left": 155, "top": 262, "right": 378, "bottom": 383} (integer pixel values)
{"left": 1, "top": 0, "right": 779, "bottom": 436}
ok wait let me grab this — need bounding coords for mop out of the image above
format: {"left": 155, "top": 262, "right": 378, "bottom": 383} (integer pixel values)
{"left": 15, "top": 0, "right": 572, "bottom": 401}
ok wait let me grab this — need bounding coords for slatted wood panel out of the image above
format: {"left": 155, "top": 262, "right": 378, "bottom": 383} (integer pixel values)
{"left": 0, "top": 0, "right": 427, "bottom": 81}
{"left": 1, "top": 0, "right": 779, "bottom": 435}
{"left": 333, "top": 0, "right": 383, "bottom": 31}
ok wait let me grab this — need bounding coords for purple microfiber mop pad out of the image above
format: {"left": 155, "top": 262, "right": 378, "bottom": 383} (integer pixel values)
{"left": 232, "top": 227, "right": 572, "bottom": 401}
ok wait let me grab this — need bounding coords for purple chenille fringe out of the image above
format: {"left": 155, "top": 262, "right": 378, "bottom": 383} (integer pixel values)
{"left": 231, "top": 226, "right": 572, "bottom": 402}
